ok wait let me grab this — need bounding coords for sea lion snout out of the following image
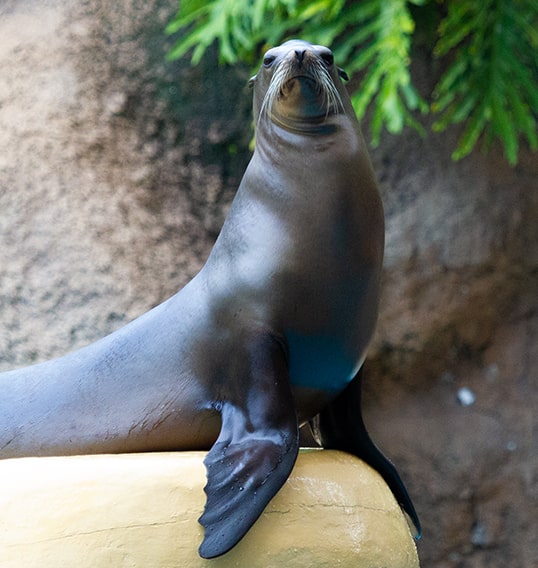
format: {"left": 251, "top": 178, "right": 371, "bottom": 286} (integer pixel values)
{"left": 282, "top": 46, "right": 315, "bottom": 75}
{"left": 285, "top": 45, "right": 330, "bottom": 76}
{"left": 294, "top": 49, "right": 306, "bottom": 65}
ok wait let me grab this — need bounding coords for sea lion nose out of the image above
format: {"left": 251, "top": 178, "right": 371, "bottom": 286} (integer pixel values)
{"left": 295, "top": 49, "right": 306, "bottom": 65}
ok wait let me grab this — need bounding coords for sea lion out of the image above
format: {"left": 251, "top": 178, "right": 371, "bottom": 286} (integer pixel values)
{"left": 0, "top": 39, "right": 420, "bottom": 558}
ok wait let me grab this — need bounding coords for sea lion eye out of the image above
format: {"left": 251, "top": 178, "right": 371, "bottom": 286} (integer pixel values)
{"left": 263, "top": 54, "right": 276, "bottom": 67}
{"left": 320, "top": 52, "right": 334, "bottom": 66}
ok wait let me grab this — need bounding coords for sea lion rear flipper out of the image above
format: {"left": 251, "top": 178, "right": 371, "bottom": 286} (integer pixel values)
{"left": 311, "top": 367, "right": 422, "bottom": 539}
{"left": 198, "top": 335, "right": 299, "bottom": 559}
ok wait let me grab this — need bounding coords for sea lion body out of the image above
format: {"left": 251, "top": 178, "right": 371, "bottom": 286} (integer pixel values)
{"left": 0, "top": 40, "right": 419, "bottom": 558}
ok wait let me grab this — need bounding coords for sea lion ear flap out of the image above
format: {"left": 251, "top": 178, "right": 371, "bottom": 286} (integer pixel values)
{"left": 338, "top": 67, "right": 349, "bottom": 81}
{"left": 248, "top": 75, "right": 257, "bottom": 88}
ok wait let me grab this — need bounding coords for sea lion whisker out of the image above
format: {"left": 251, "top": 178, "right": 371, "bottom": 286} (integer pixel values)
{"left": 312, "top": 59, "right": 344, "bottom": 117}
{"left": 258, "top": 64, "right": 289, "bottom": 124}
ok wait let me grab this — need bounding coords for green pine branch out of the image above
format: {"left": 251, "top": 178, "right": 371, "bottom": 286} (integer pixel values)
{"left": 432, "top": 0, "right": 538, "bottom": 164}
{"left": 341, "top": 0, "right": 428, "bottom": 144}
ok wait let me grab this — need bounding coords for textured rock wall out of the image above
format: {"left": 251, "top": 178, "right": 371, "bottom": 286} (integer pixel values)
{"left": 0, "top": 1, "right": 536, "bottom": 566}
{"left": 366, "top": 126, "right": 537, "bottom": 568}
{"left": 0, "top": 0, "right": 249, "bottom": 367}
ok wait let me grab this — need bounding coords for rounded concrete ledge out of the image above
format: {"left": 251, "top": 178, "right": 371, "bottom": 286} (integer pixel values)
{"left": 0, "top": 450, "right": 419, "bottom": 567}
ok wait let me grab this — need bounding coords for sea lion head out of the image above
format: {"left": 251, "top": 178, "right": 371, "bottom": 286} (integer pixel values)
{"left": 250, "top": 39, "right": 350, "bottom": 133}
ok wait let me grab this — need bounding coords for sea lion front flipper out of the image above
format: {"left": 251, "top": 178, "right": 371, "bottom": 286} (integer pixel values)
{"left": 311, "top": 367, "right": 422, "bottom": 539}
{"left": 198, "top": 335, "right": 299, "bottom": 559}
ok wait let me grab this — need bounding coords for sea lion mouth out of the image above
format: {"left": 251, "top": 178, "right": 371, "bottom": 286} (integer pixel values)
{"left": 280, "top": 74, "right": 319, "bottom": 94}
{"left": 277, "top": 75, "right": 321, "bottom": 106}
{"left": 259, "top": 56, "right": 343, "bottom": 126}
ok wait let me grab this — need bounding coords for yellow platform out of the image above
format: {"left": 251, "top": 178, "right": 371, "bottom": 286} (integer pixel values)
{"left": 0, "top": 449, "right": 419, "bottom": 567}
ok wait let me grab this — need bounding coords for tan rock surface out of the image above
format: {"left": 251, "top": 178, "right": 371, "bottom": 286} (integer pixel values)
{"left": 0, "top": 450, "right": 418, "bottom": 567}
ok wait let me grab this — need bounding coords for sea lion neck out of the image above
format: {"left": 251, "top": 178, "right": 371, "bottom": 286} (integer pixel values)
{"left": 265, "top": 111, "right": 339, "bottom": 136}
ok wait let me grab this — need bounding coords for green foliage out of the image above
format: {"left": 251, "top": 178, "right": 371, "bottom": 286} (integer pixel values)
{"left": 339, "top": 1, "right": 428, "bottom": 143}
{"left": 433, "top": 0, "right": 538, "bottom": 163}
{"left": 165, "top": 0, "right": 299, "bottom": 64}
{"left": 166, "top": 0, "right": 538, "bottom": 164}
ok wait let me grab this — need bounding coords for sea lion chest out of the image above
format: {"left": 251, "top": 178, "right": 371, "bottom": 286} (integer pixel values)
{"left": 204, "top": 122, "right": 383, "bottom": 396}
